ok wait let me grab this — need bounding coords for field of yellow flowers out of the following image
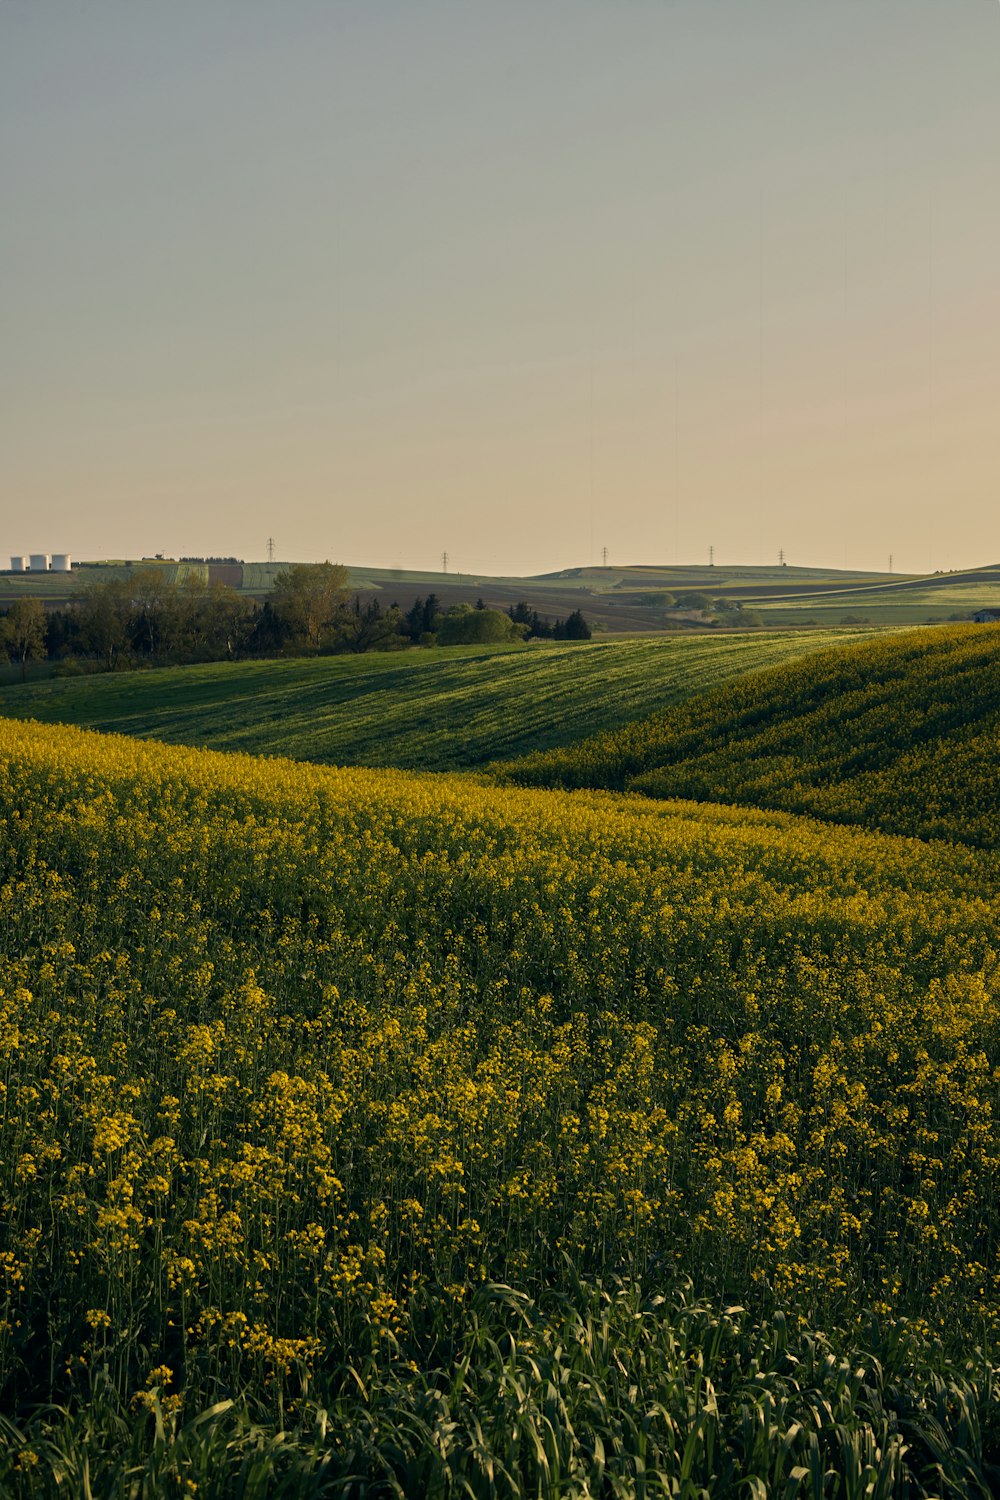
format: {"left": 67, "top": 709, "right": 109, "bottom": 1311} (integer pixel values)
{"left": 2, "top": 714, "right": 999, "bottom": 1494}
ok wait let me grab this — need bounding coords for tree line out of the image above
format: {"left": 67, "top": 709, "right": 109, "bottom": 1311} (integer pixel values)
{"left": 0, "top": 564, "right": 592, "bottom": 679}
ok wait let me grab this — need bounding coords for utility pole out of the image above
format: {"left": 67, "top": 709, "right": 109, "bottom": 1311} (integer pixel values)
{"left": 441, "top": 551, "right": 449, "bottom": 574}
{"left": 267, "top": 536, "right": 275, "bottom": 564}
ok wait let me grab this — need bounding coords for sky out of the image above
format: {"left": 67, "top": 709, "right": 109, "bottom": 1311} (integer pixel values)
{"left": 2, "top": 2, "right": 998, "bottom": 577}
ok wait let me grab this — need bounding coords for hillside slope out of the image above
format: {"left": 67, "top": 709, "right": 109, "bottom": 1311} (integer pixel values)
{"left": 503, "top": 624, "right": 1000, "bottom": 847}
{"left": 0, "top": 629, "right": 869, "bottom": 770}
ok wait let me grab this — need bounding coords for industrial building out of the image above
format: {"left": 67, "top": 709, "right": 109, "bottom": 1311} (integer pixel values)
{"left": 5, "top": 553, "right": 72, "bottom": 572}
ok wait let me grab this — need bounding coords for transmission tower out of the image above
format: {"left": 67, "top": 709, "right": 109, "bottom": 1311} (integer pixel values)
{"left": 888, "top": 554, "right": 893, "bottom": 574}
{"left": 267, "top": 536, "right": 275, "bottom": 563}
{"left": 601, "top": 546, "right": 608, "bottom": 568}
{"left": 441, "top": 551, "right": 449, "bottom": 574}
{"left": 709, "top": 545, "right": 714, "bottom": 567}
{"left": 779, "top": 548, "right": 785, "bottom": 567}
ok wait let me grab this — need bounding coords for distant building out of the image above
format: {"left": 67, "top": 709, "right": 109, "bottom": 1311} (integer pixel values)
{"left": 972, "top": 609, "right": 1000, "bottom": 622}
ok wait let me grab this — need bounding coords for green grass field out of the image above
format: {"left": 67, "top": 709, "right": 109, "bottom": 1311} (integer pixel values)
{"left": 756, "top": 581, "right": 1000, "bottom": 626}
{"left": 503, "top": 623, "right": 1000, "bottom": 847}
{"left": 0, "top": 629, "right": 876, "bottom": 770}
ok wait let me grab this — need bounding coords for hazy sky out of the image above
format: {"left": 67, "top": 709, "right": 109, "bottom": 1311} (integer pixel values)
{"left": 2, "top": 2, "right": 998, "bottom": 575}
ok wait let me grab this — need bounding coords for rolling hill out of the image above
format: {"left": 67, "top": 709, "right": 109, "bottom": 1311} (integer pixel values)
{"left": 502, "top": 623, "right": 1000, "bottom": 847}
{"left": 0, "top": 629, "right": 874, "bottom": 770}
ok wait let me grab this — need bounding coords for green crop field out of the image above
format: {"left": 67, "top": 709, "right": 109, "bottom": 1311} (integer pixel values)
{"left": 0, "top": 629, "right": 876, "bottom": 771}
{"left": 740, "top": 567, "right": 1000, "bottom": 627}
{"left": 755, "top": 584, "right": 1000, "bottom": 626}
{"left": 504, "top": 624, "right": 1000, "bottom": 848}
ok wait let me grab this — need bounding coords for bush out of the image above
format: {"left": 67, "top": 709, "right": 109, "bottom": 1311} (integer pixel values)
{"left": 438, "top": 606, "right": 520, "bottom": 645}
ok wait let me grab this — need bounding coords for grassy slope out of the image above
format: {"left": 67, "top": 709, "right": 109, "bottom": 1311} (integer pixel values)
{"left": 0, "top": 629, "right": 872, "bottom": 770}
{"left": 502, "top": 623, "right": 1000, "bottom": 847}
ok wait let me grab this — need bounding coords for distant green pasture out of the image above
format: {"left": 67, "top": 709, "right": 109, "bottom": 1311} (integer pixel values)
{"left": 758, "top": 582, "right": 1000, "bottom": 626}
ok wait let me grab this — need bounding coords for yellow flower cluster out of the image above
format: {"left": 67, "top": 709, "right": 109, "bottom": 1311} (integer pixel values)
{"left": 1, "top": 715, "right": 998, "bottom": 1411}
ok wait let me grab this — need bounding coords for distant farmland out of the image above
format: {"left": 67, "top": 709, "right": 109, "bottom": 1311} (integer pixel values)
{"left": 6, "top": 557, "right": 999, "bottom": 630}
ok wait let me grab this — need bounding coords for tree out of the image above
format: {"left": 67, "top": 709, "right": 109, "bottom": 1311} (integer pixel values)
{"left": 270, "top": 562, "right": 350, "bottom": 651}
{"left": 44, "top": 607, "right": 82, "bottom": 660}
{"left": 404, "top": 594, "right": 444, "bottom": 643}
{"left": 1, "top": 598, "right": 47, "bottom": 681}
{"left": 405, "top": 597, "right": 426, "bottom": 642}
{"left": 421, "top": 594, "right": 443, "bottom": 637}
{"left": 76, "top": 576, "right": 133, "bottom": 670}
{"left": 334, "top": 597, "right": 407, "bottom": 653}
{"left": 676, "top": 591, "right": 712, "bottom": 612}
{"left": 713, "top": 599, "right": 763, "bottom": 628}
{"left": 509, "top": 601, "right": 552, "bottom": 638}
{"left": 250, "top": 600, "right": 290, "bottom": 655}
{"left": 554, "top": 609, "right": 591, "bottom": 641}
{"left": 128, "top": 566, "right": 176, "bottom": 658}
{"left": 438, "top": 605, "right": 522, "bottom": 645}
{"left": 177, "top": 578, "right": 255, "bottom": 661}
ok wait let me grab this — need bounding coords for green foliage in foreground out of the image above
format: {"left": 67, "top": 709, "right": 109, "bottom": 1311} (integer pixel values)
{"left": 502, "top": 625, "right": 1000, "bottom": 847}
{"left": 3, "top": 1285, "right": 997, "bottom": 1498}
{"left": 0, "top": 629, "right": 872, "bottom": 769}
